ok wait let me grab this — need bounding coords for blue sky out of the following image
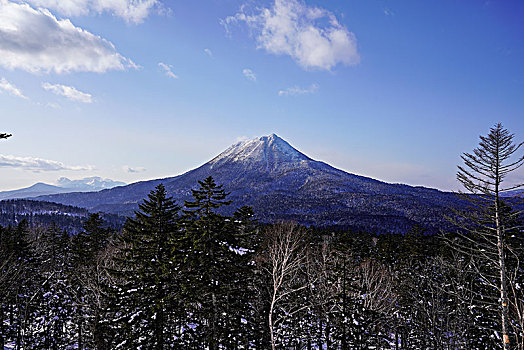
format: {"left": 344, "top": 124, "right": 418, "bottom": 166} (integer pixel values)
{"left": 0, "top": 0, "right": 523, "bottom": 191}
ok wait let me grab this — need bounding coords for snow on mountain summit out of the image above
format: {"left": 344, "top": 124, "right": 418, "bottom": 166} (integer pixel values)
{"left": 209, "top": 134, "right": 311, "bottom": 170}
{"left": 56, "top": 176, "right": 126, "bottom": 190}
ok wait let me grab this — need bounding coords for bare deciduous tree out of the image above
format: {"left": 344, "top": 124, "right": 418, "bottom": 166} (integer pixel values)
{"left": 306, "top": 234, "right": 342, "bottom": 348}
{"left": 259, "top": 222, "right": 311, "bottom": 350}
{"left": 354, "top": 258, "right": 397, "bottom": 347}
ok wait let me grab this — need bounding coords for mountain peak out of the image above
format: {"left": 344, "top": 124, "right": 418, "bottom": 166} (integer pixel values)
{"left": 265, "top": 133, "right": 279, "bottom": 141}
{"left": 209, "top": 134, "right": 311, "bottom": 170}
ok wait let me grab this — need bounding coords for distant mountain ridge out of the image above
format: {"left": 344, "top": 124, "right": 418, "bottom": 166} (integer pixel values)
{"left": 35, "top": 134, "right": 465, "bottom": 233}
{"left": 56, "top": 176, "right": 126, "bottom": 191}
{"left": 0, "top": 177, "right": 126, "bottom": 201}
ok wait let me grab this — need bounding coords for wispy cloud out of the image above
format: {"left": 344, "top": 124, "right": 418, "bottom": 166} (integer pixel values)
{"left": 235, "top": 135, "right": 249, "bottom": 143}
{"left": 45, "top": 102, "right": 61, "bottom": 109}
{"left": 204, "top": 48, "right": 213, "bottom": 57}
{"left": 242, "top": 68, "right": 257, "bottom": 81}
{"left": 0, "top": 154, "right": 93, "bottom": 172}
{"left": 123, "top": 165, "right": 146, "bottom": 173}
{"left": 158, "top": 62, "right": 178, "bottom": 79}
{"left": 0, "top": 1, "right": 137, "bottom": 74}
{"left": 42, "top": 83, "right": 92, "bottom": 103}
{"left": 22, "top": 0, "right": 162, "bottom": 24}
{"left": 278, "top": 83, "right": 319, "bottom": 96}
{"left": 222, "top": 0, "right": 359, "bottom": 71}
{"left": 383, "top": 8, "right": 395, "bottom": 16}
{"left": 0, "top": 78, "right": 27, "bottom": 99}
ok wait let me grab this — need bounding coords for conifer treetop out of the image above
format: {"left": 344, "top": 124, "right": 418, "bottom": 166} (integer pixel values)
{"left": 457, "top": 123, "right": 524, "bottom": 195}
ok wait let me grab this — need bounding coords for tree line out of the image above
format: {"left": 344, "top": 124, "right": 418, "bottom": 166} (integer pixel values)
{"left": 0, "top": 180, "right": 522, "bottom": 349}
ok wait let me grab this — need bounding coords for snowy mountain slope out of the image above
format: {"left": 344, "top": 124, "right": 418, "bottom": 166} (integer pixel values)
{"left": 35, "top": 134, "right": 464, "bottom": 233}
{"left": 56, "top": 176, "right": 126, "bottom": 191}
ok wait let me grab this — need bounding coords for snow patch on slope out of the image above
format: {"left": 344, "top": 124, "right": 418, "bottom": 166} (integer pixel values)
{"left": 209, "top": 134, "right": 311, "bottom": 170}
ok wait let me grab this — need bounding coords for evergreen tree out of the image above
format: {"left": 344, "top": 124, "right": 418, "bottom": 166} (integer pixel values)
{"left": 8, "top": 221, "right": 38, "bottom": 349}
{"left": 0, "top": 225, "right": 18, "bottom": 349}
{"left": 70, "top": 213, "right": 113, "bottom": 349}
{"left": 449, "top": 123, "right": 524, "bottom": 349}
{"left": 30, "top": 224, "right": 74, "bottom": 349}
{"left": 182, "top": 176, "right": 255, "bottom": 349}
{"left": 107, "top": 184, "right": 182, "bottom": 349}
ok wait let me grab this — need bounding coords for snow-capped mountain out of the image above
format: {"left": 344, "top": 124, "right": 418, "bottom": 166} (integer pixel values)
{"left": 35, "top": 134, "right": 464, "bottom": 233}
{"left": 209, "top": 134, "right": 311, "bottom": 170}
{"left": 0, "top": 177, "right": 125, "bottom": 201}
{"left": 56, "top": 176, "right": 126, "bottom": 191}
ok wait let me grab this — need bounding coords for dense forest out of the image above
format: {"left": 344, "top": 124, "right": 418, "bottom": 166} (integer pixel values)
{"left": 0, "top": 199, "right": 125, "bottom": 233}
{"left": 1, "top": 175, "right": 523, "bottom": 349}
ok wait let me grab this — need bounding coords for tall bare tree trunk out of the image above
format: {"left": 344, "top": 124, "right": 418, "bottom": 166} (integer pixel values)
{"left": 268, "top": 294, "right": 277, "bottom": 350}
{"left": 495, "top": 177, "right": 510, "bottom": 349}
{"left": 452, "top": 123, "right": 524, "bottom": 350}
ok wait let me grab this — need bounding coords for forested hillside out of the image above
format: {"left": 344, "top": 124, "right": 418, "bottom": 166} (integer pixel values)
{"left": 1, "top": 176, "right": 523, "bottom": 349}
{"left": 0, "top": 199, "right": 125, "bottom": 233}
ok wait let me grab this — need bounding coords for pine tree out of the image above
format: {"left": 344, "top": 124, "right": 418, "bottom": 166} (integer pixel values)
{"left": 182, "top": 176, "right": 254, "bottom": 349}
{"left": 450, "top": 123, "right": 524, "bottom": 349}
{"left": 70, "top": 213, "right": 113, "bottom": 349}
{"left": 30, "top": 224, "right": 74, "bottom": 349}
{"left": 107, "top": 184, "right": 182, "bottom": 349}
{"left": 229, "top": 205, "right": 259, "bottom": 348}
{"left": 7, "top": 221, "right": 38, "bottom": 349}
{"left": 0, "top": 225, "right": 18, "bottom": 349}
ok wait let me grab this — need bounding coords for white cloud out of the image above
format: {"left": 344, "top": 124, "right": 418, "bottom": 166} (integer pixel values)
{"left": 0, "top": 1, "right": 137, "bottom": 74}
{"left": 383, "top": 8, "right": 395, "bottom": 16}
{"left": 123, "top": 165, "right": 146, "bottom": 173}
{"left": 0, "top": 154, "right": 93, "bottom": 171}
{"left": 45, "top": 102, "right": 61, "bottom": 109}
{"left": 42, "top": 82, "right": 92, "bottom": 103}
{"left": 223, "top": 0, "right": 360, "bottom": 71}
{"left": 242, "top": 68, "right": 256, "bottom": 81}
{"left": 204, "top": 48, "right": 213, "bottom": 57}
{"left": 235, "top": 135, "right": 249, "bottom": 143}
{"left": 158, "top": 62, "right": 178, "bottom": 79}
{"left": 0, "top": 77, "right": 27, "bottom": 99}
{"left": 278, "top": 83, "right": 318, "bottom": 96}
{"left": 21, "top": 0, "right": 161, "bottom": 24}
